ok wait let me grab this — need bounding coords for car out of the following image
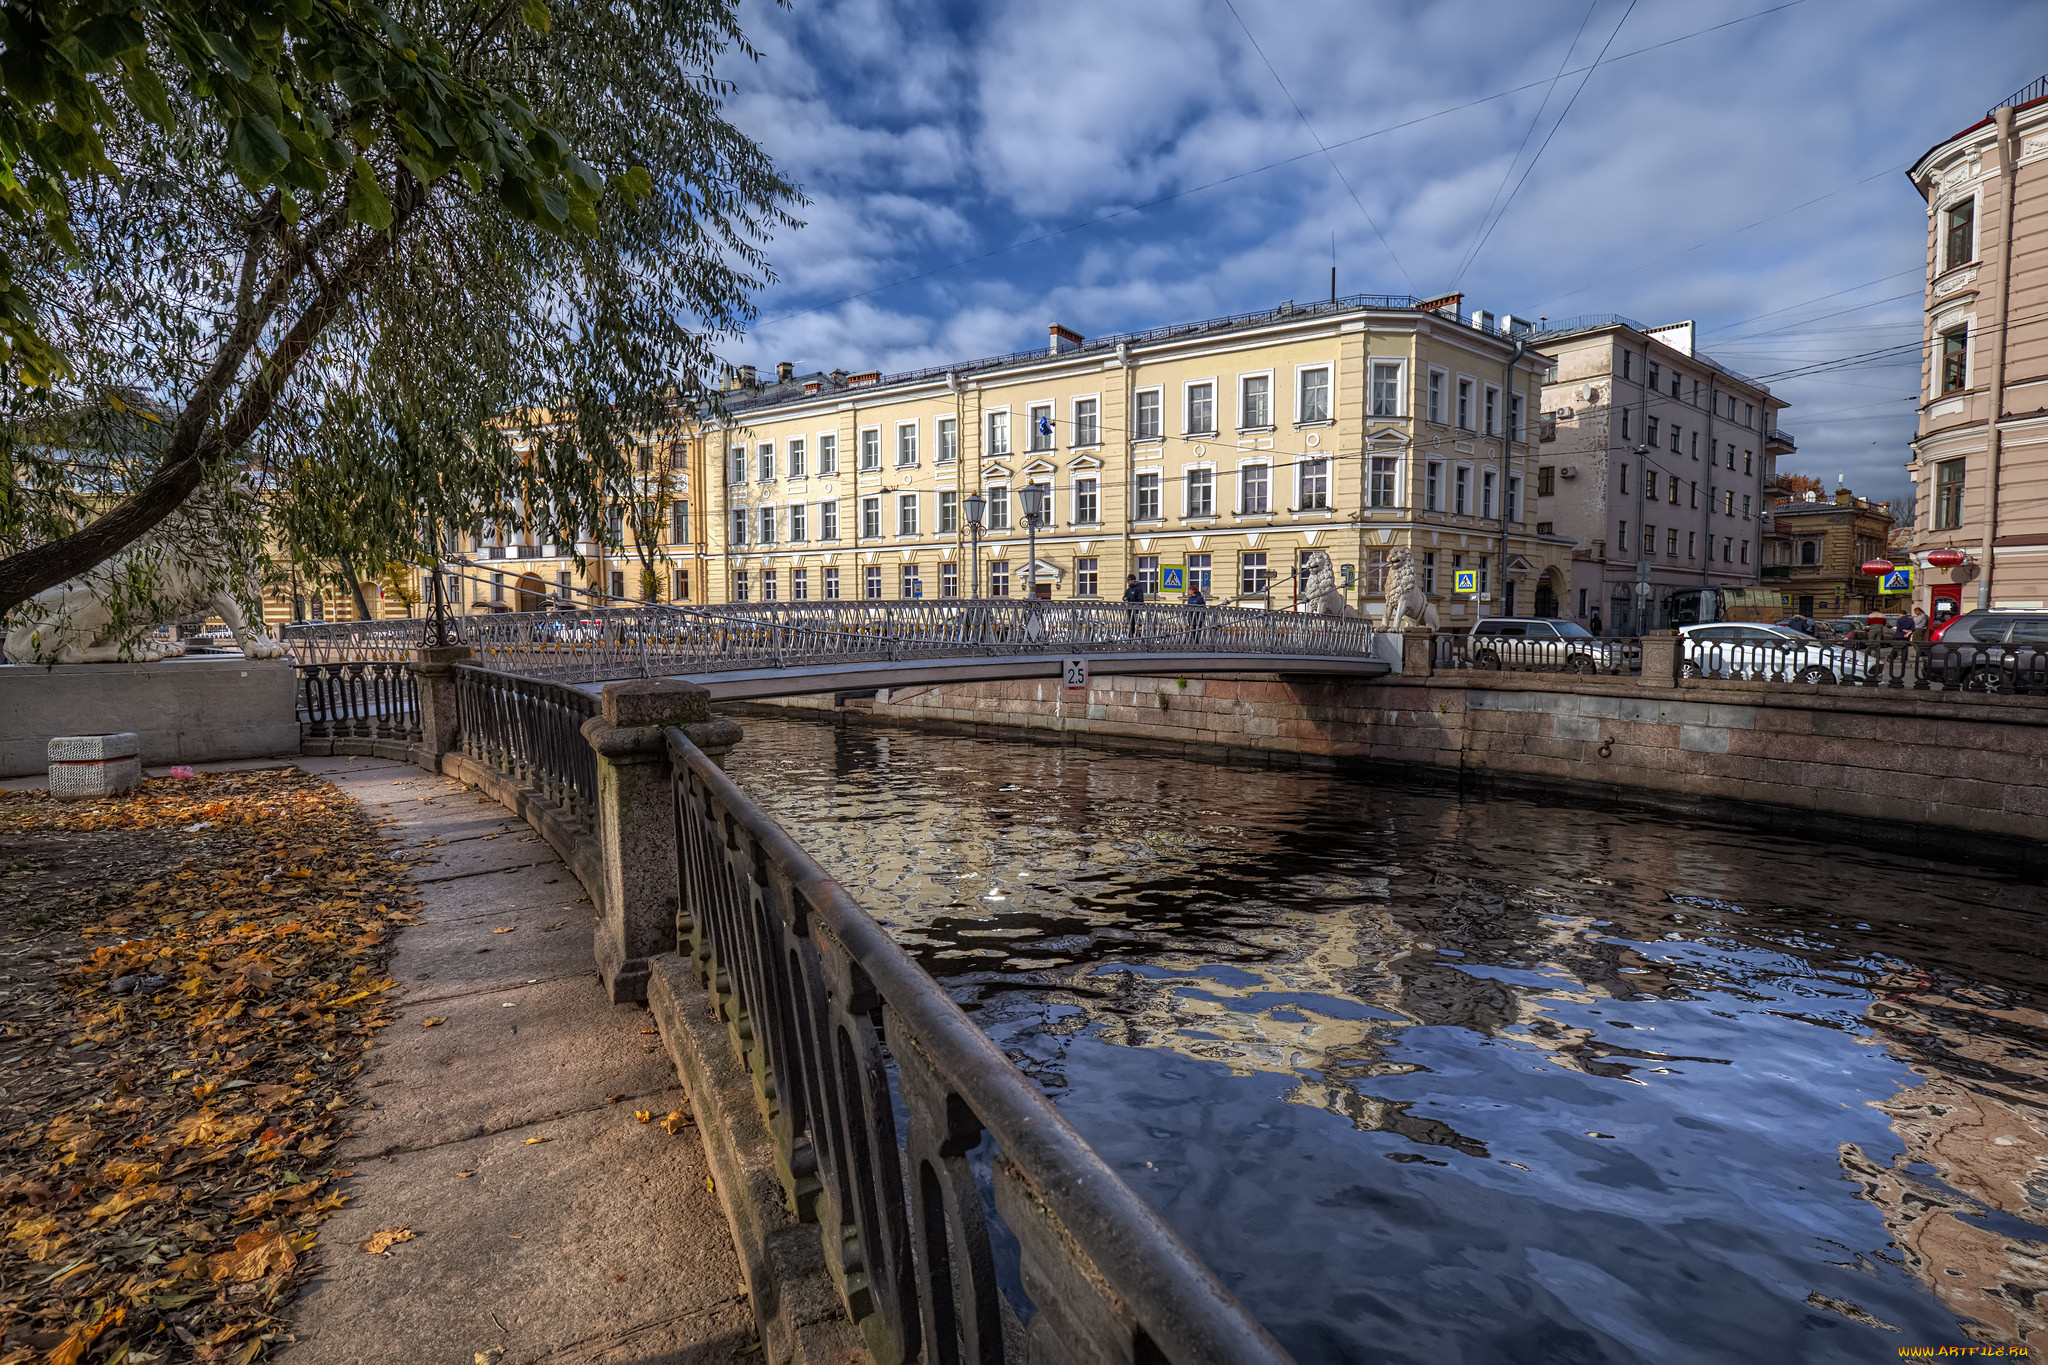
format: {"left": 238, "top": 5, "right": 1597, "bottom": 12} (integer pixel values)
{"left": 1926, "top": 609, "right": 2048, "bottom": 693}
{"left": 1677, "top": 622, "right": 1875, "bottom": 684}
{"left": 1464, "top": 618, "right": 1626, "bottom": 674}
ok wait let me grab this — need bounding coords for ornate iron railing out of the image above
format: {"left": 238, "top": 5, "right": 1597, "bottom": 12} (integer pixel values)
{"left": 283, "top": 617, "right": 425, "bottom": 662}
{"left": 295, "top": 662, "right": 422, "bottom": 743}
{"left": 1677, "top": 637, "right": 2048, "bottom": 694}
{"left": 667, "top": 727, "right": 1291, "bottom": 1365}
{"left": 1432, "top": 631, "right": 1641, "bottom": 676}
{"left": 452, "top": 665, "right": 600, "bottom": 828}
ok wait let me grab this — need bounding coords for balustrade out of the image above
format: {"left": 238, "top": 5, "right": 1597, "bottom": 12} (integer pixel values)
{"left": 295, "top": 661, "right": 422, "bottom": 743}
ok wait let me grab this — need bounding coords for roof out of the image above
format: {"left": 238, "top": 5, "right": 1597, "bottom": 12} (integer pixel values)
{"left": 1525, "top": 314, "right": 1769, "bottom": 392}
{"left": 1909, "top": 71, "right": 2048, "bottom": 185}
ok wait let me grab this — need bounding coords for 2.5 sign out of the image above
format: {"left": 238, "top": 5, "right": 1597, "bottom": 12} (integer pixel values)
{"left": 1062, "top": 657, "right": 1090, "bottom": 691}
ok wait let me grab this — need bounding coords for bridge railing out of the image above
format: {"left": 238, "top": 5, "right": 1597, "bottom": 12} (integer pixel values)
{"left": 295, "top": 661, "right": 422, "bottom": 743}
{"left": 281, "top": 617, "right": 424, "bottom": 662}
{"left": 452, "top": 665, "right": 601, "bottom": 828}
{"left": 1431, "top": 631, "right": 1642, "bottom": 676}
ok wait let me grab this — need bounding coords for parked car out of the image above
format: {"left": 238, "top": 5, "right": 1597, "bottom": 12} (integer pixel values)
{"left": 1926, "top": 609, "right": 2048, "bottom": 693}
{"left": 1465, "top": 618, "right": 1625, "bottom": 673}
{"left": 1677, "top": 622, "right": 1876, "bottom": 684}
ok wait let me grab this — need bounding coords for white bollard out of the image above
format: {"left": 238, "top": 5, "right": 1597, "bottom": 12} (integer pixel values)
{"left": 48, "top": 732, "right": 142, "bottom": 800}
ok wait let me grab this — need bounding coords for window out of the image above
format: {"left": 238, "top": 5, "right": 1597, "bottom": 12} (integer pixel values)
{"left": 1509, "top": 393, "right": 1524, "bottom": 443}
{"left": 1077, "top": 474, "right": 1103, "bottom": 521}
{"left": 673, "top": 569, "right": 690, "bottom": 601}
{"left": 1686, "top": 531, "right": 1696, "bottom": 559}
{"left": 1689, "top": 480, "right": 1698, "bottom": 509}
{"left": 987, "top": 484, "right": 1010, "bottom": 530}
{"left": 1800, "top": 539, "right": 1819, "bottom": 566}
{"left": 1187, "top": 553, "right": 1212, "bottom": 595}
{"left": 1507, "top": 476, "right": 1520, "bottom": 523}
{"left": 938, "top": 490, "right": 958, "bottom": 534}
{"left": 1690, "top": 431, "right": 1698, "bottom": 459}
{"left": 1945, "top": 198, "right": 1975, "bottom": 271}
{"left": 989, "top": 561, "right": 1010, "bottom": 597}
{"left": 1483, "top": 385, "right": 1499, "bottom": 436}
{"left": 1028, "top": 480, "right": 1054, "bottom": 526}
{"left": 1368, "top": 363, "right": 1398, "bottom": 418}
{"left": 896, "top": 421, "right": 918, "bottom": 467}
{"left": 823, "top": 566, "right": 840, "bottom": 599}
{"left": 762, "top": 569, "right": 777, "bottom": 602}
{"left": 1619, "top": 465, "right": 1628, "bottom": 496}
{"left": 1369, "top": 456, "right": 1397, "bottom": 508}
{"left": 729, "top": 444, "right": 746, "bottom": 483}
{"left": 607, "top": 504, "right": 625, "bottom": 540}
{"left": 1186, "top": 383, "right": 1215, "bottom": 433}
{"left": 732, "top": 570, "right": 748, "bottom": 602}
{"left": 1670, "top": 371, "right": 1682, "bottom": 398}
{"left": 490, "top": 571, "right": 505, "bottom": 603}
{"left": 1135, "top": 389, "right": 1162, "bottom": 439}
{"left": 1072, "top": 398, "right": 1099, "bottom": 447}
{"left": 819, "top": 434, "right": 837, "bottom": 475}
{"left": 790, "top": 502, "right": 807, "bottom": 541}
{"left": 1426, "top": 460, "right": 1443, "bottom": 511}
{"left": 937, "top": 417, "right": 957, "bottom": 464}
{"left": 1240, "top": 374, "right": 1272, "bottom": 428}
{"left": 670, "top": 443, "right": 687, "bottom": 473}
{"left": 1669, "top": 477, "right": 1679, "bottom": 505}
{"left": 1421, "top": 551, "right": 1436, "bottom": 595}
{"left": 1647, "top": 361, "right": 1660, "bottom": 390}
{"left": 1666, "top": 527, "right": 1678, "bottom": 557}
{"left": 1454, "top": 466, "right": 1470, "bottom": 516}
{"left": 864, "top": 565, "right": 882, "bottom": 599}
{"left": 671, "top": 499, "right": 689, "bottom": 543}
{"left": 1743, "top": 450, "right": 1752, "bottom": 475}
{"left": 1935, "top": 458, "right": 1966, "bottom": 528}
{"left": 729, "top": 506, "right": 746, "bottom": 547}
{"left": 1744, "top": 403, "right": 1754, "bottom": 428}
{"left": 1741, "top": 494, "right": 1751, "bottom": 519}
{"left": 1456, "top": 378, "right": 1473, "bottom": 430}
{"left": 1740, "top": 539, "right": 1750, "bottom": 565}
{"left": 941, "top": 562, "right": 959, "bottom": 597}
{"left": 1428, "top": 369, "right": 1446, "bottom": 423}
{"left": 860, "top": 428, "right": 880, "bottom": 470}
{"left": 1239, "top": 464, "right": 1270, "bottom": 514}
{"left": 1186, "top": 467, "right": 1214, "bottom": 517}
{"left": 758, "top": 443, "right": 775, "bottom": 481}
{"left": 758, "top": 506, "right": 776, "bottom": 544}
{"left": 1647, "top": 471, "right": 1659, "bottom": 501}
{"left": 635, "top": 442, "right": 652, "bottom": 473}
{"left": 1478, "top": 556, "right": 1490, "bottom": 596}
{"left": 792, "top": 568, "right": 808, "bottom": 601}
{"left": 1481, "top": 469, "right": 1496, "bottom": 519}
{"left": 1724, "top": 490, "right": 1735, "bottom": 516}
{"left": 1942, "top": 327, "right": 1969, "bottom": 394}
{"left": 1618, "top": 521, "right": 1628, "bottom": 552}
{"left": 1028, "top": 403, "right": 1054, "bottom": 451}
{"left": 1722, "top": 537, "right": 1732, "bottom": 563}
{"left": 788, "top": 438, "right": 806, "bottom": 478}
{"left": 1136, "top": 555, "right": 1159, "bottom": 594}
{"left": 1645, "top": 523, "right": 1657, "bottom": 554}
{"left": 861, "top": 496, "right": 881, "bottom": 539}
{"left": 1364, "top": 547, "right": 1391, "bottom": 596}
{"left": 986, "top": 410, "right": 1010, "bottom": 456}
{"left": 1076, "top": 557, "right": 1099, "bottom": 597}
{"left": 900, "top": 564, "right": 920, "bottom": 598}
{"left": 1622, "top": 350, "right": 1634, "bottom": 380}
{"left": 1240, "top": 551, "right": 1270, "bottom": 596}
{"left": 1538, "top": 465, "right": 1555, "bottom": 497}
{"left": 1136, "top": 471, "right": 1161, "bottom": 520}
{"left": 820, "top": 500, "right": 839, "bottom": 540}
{"left": 1300, "top": 366, "right": 1332, "bottom": 423}
{"left": 1670, "top": 424, "right": 1681, "bottom": 454}
{"left": 1646, "top": 416, "right": 1659, "bottom": 447}
{"left": 1620, "top": 408, "right": 1630, "bottom": 440}
{"left": 897, "top": 492, "right": 919, "bottom": 535}
{"left": 1301, "top": 457, "right": 1331, "bottom": 510}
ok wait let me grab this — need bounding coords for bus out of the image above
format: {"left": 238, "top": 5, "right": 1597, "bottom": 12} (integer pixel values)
{"left": 1660, "top": 586, "right": 1782, "bottom": 627}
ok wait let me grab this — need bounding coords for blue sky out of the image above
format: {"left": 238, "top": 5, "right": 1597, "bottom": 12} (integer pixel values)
{"left": 718, "top": 0, "right": 2047, "bottom": 509}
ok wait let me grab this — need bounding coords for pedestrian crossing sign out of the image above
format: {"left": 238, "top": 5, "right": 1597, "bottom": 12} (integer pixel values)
{"left": 1162, "top": 563, "right": 1185, "bottom": 593}
{"left": 1454, "top": 570, "right": 1478, "bottom": 594}
{"left": 1879, "top": 567, "right": 1914, "bottom": 593}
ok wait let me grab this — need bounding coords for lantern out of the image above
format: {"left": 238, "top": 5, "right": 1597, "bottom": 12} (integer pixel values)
{"left": 1925, "top": 548, "right": 1966, "bottom": 569}
{"left": 1858, "top": 558, "right": 1895, "bottom": 577}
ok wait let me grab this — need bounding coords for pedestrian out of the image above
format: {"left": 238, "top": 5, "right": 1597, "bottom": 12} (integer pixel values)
{"left": 1121, "top": 574, "right": 1145, "bottom": 634}
{"left": 1589, "top": 607, "right": 1603, "bottom": 638}
{"left": 1912, "top": 605, "right": 1929, "bottom": 635}
{"left": 1894, "top": 608, "right": 1914, "bottom": 640}
{"left": 1185, "top": 582, "right": 1207, "bottom": 642}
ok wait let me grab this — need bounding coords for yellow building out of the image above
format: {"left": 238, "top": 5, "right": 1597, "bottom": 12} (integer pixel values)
{"left": 707, "top": 295, "right": 1568, "bottom": 620}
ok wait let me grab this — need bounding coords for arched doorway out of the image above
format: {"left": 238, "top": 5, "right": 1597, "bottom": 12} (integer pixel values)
{"left": 515, "top": 572, "right": 546, "bottom": 613}
{"left": 1533, "top": 569, "right": 1560, "bottom": 619}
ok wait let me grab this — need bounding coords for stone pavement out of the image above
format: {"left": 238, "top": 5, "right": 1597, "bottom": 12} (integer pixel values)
{"left": 284, "top": 753, "right": 756, "bottom": 1365}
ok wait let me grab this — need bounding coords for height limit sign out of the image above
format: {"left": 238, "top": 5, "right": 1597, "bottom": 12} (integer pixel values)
{"left": 1062, "top": 657, "right": 1090, "bottom": 692}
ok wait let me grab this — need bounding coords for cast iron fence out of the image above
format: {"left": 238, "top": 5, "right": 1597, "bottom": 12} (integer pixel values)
{"left": 1680, "top": 636, "right": 2048, "bottom": 694}
{"left": 282, "top": 617, "right": 423, "bottom": 662}
{"left": 295, "top": 662, "right": 421, "bottom": 744}
{"left": 1432, "top": 631, "right": 1642, "bottom": 676}
{"left": 667, "top": 726, "right": 1291, "bottom": 1365}
{"left": 452, "top": 665, "right": 600, "bottom": 828}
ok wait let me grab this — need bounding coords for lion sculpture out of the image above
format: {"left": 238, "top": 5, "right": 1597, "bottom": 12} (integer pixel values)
{"left": 1386, "top": 547, "right": 1439, "bottom": 631}
{"left": 1295, "top": 549, "right": 1359, "bottom": 617}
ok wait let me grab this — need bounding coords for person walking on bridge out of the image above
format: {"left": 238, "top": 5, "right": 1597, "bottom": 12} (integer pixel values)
{"left": 1184, "top": 583, "right": 1207, "bottom": 645}
{"left": 1122, "top": 575, "right": 1145, "bottom": 635}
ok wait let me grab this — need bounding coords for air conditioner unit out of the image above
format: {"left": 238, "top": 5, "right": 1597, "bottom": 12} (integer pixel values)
{"left": 1558, "top": 466, "right": 1579, "bottom": 479}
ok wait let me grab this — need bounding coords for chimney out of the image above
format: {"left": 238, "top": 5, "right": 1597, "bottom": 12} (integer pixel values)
{"left": 1049, "top": 324, "right": 1083, "bottom": 356}
{"left": 829, "top": 369, "right": 849, "bottom": 386}
{"left": 1417, "top": 292, "right": 1464, "bottom": 317}
{"left": 803, "top": 380, "right": 821, "bottom": 395}
{"left": 776, "top": 361, "right": 794, "bottom": 383}
{"left": 737, "top": 364, "right": 757, "bottom": 388}
{"left": 1834, "top": 488, "right": 1853, "bottom": 506}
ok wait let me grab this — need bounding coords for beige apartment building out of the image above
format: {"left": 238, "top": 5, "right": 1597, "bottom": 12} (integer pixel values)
{"left": 706, "top": 294, "right": 1567, "bottom": 621}
{"left": 1530, "top": 318, "right": 1790, "bottom": 631}
{"left": 1907, "top": 74, "right": 2048, "bottom": 617}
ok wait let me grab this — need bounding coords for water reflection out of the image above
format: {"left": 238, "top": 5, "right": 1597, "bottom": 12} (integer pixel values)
{"left": 725, "top": 715, "right": 2048, "bottom": 1361}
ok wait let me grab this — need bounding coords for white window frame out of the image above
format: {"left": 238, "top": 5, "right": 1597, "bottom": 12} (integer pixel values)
{"left": 1184, "top": 379, "right": 1217, "bottom": 435}
{"left": 936, "top": 416, "right": 957, "bottom": 464}
{"left": 1296, "top": 363, "right": 1334, "bottom": 424}
{"left": 758, "top": 504, "right": 777, "bottom": 545}
{"left": 1072, "top": 476, "right": 1099, "bottom": 525}
{"left": 1456, "top": 375, "right": 1474, "bottom": 431}
{"left": 819, "top": 499, "right": 839, "bottom": 540}
{"left": 1135, "top": 470, "right": 1162, "bottom": 521}
{"left": 1368, "top": 359, "right": 1404, "bottom": 419}
{"left": 788, "top": 437, "right": 806, "bottom": 479}
{"left": 1027, "top": 478, "right": 1055, "bottom": 527}
{"left": 895, "top": 419, "right": 919, "bottom": 468}
{"left": 1425, "top": 459, "right": 1443, "bottom": 512}
{"left": 985, "top": 407, "right": 1011, "bottom": 456}
{"left": 729, "top": 505, "right": 747, "bottom": 548}
{"left": 1453, "top": 464, "right": 1472, "bottom": 516}
{"left": 859, "top": 426, "right": 881, "bottom": 471}
{"left": 1298, "top": 456, "right": 1331, "bottom": 510}
{"left": 1482, "top": 384, "right": 1500, "bottom": 437}
{"left": 758, "top": 442, "right": 776, "bottom": 481}
{"left": 1133, "top": 387, "right": 1164, "bottom": 441}
{"left": 1184, "top": 464, "right": 1216, "bottom": 518}
{"left": 938, "top": 489, "right": 959, "bottom": 534}
{"left": 1071, "top": 394, "right": 1101, "bottom": 447}
{"left": 1480, "top": 468, "right": 1496, "bottom": 520}
{"left": 986, "top": 483, "right": 1011, "bottom": 530}
{"left": 1237, "top": 369, "right": 1275, "bottom": 431}
{"left": 861, "top": 495, "right": 881, "bottom": 540}
{"left": 1027, "top": 402, "right": 1054, "bottom": 452}
{"left": 897, "top": 491, "right": 919, "bottom": 536}
{"left": 1236, "top": 459, "right": 1272, "bottom": 516}
{"left": 817, "top": 432, "right": 838, "bottom": 475}
{"left": 1368, "top": 454, "right": 1399, "bottom": 509}
{"left": 1941, "top": 189, "right": 1980, "bottom": 272}
{"left": 789, "top": 502, "right": 807, "bottom": 542}
{"left": 1427, "top": 367, "right": 1447, "bottom": 425}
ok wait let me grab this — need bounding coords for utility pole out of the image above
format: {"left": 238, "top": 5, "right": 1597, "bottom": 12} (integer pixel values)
{"left": 1501, "top": 337, "right": 1526, "bottom": 615}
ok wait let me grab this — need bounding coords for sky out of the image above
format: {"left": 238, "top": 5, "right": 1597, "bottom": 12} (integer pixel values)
{"left": 714, "top": 0, "right": 2048, "bottom": 510}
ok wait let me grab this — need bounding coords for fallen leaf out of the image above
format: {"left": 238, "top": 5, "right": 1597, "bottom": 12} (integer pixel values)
{"left": 661, "top": 1110, "right": 692, "bottom": 1135}
{"left": 456, "top": 1170, "right": 475, "bottom": 1178}
{"left": 475, "top": 1351, "right": 506, "bottom": 1365}
{"left": 524, "top": 1136, "right": 549, "bottom": 1145}
{"left": 211, "top": 1229, "right": 297, "bottom": 1281}
{"left": 360, "top": 1226, "right": 416, "bottom": 1255}
{"left": 492, "top": 926, "right": 515, "bottom": 934}
{"left": 639, "top": 1027, "right": 658, "bottom": 1035}
{"left": 705, "top": 1177, "right": 715, "bottom": 1194}
{"left": 421, "top": 1016, "right": 449, "bottom": 1028}
{"left": 634, "top": 1110, "right": 652, "bottom": 1124}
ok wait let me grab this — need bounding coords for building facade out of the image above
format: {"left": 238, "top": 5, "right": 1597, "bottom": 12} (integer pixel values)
{"left": 1762, "top": 488, "right": 1901, "bottom": 620}
{"left": 707, "top": 295, "right": 1567, "bottom": 622}
{"left": 1906, "top": 75, "right": 2048, "bottom": 618}
{"left": 1530, "top": 318, "right": 1790, "bottom": 632}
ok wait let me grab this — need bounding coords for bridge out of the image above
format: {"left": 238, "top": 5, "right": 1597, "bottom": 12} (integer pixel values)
{"left": 283, "top": 600, "right": 1391, "bottom": 700}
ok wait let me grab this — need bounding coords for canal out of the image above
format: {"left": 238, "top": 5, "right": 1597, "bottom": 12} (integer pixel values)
{"left": 722, "top": 712, "right": 2048, "bottom": 1363}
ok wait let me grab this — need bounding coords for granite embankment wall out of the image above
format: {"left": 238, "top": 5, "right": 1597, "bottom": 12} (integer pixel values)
{"left": 761, "top": 666, "right": 2048, "bottom": 857}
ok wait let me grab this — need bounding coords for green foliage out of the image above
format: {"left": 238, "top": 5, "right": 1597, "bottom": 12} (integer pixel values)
{"left": 0, "top": 0, "right": 800, "bottom": 617}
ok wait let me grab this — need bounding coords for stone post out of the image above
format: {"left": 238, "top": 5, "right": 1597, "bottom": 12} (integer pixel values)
{"left": 580, "top": 679, "right": 742, "bottom": 1005}
{"left": 414, "top": 645, "right": 471, "bottom": 763}
{"left": 1399, "top": 631, "right": 1435, "bottom": 677}
{"left": 1638, "top": 631, "right": 1680, "bottom": 689}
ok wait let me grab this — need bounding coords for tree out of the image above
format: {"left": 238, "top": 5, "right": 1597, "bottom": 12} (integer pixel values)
{"left": 1777, "top": 473, "right": 1825, "bottom": 498}
{"left": 0, "top": 0, "right": 798, "bottom": 620}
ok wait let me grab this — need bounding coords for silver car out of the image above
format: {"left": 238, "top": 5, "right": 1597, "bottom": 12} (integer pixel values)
{"left": 1466, "top": 618, "right": 1626, "bottom": 674}
{"left": 1677, "top": 622, "right": 1872, "bottom": 684}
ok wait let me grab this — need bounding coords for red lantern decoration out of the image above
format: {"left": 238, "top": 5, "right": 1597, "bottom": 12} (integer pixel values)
{"left": 1858, "top": 558, "right": 1895, "bottom": 577}
{"left": 1925, "top": 548, "right": 1966, "bottom": 569}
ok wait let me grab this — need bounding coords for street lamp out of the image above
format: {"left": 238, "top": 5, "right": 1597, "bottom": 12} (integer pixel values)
{"left": 963, "top": 491, "right": 986, "bottom": 597}
{"left": 1018, "top": 483, "right": 1049, "bottom": 600}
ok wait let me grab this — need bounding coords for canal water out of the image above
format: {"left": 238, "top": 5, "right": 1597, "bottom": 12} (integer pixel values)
{"left": 722, "top": 713, "right": 2048, "bottom": 1363}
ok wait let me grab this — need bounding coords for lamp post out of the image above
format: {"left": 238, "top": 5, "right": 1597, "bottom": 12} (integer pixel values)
{"left": 963, "top": 491, "right": 986, "bottom": 597}
{"left": 1019, "top": 482, "right": 1049, "bottom": 600}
